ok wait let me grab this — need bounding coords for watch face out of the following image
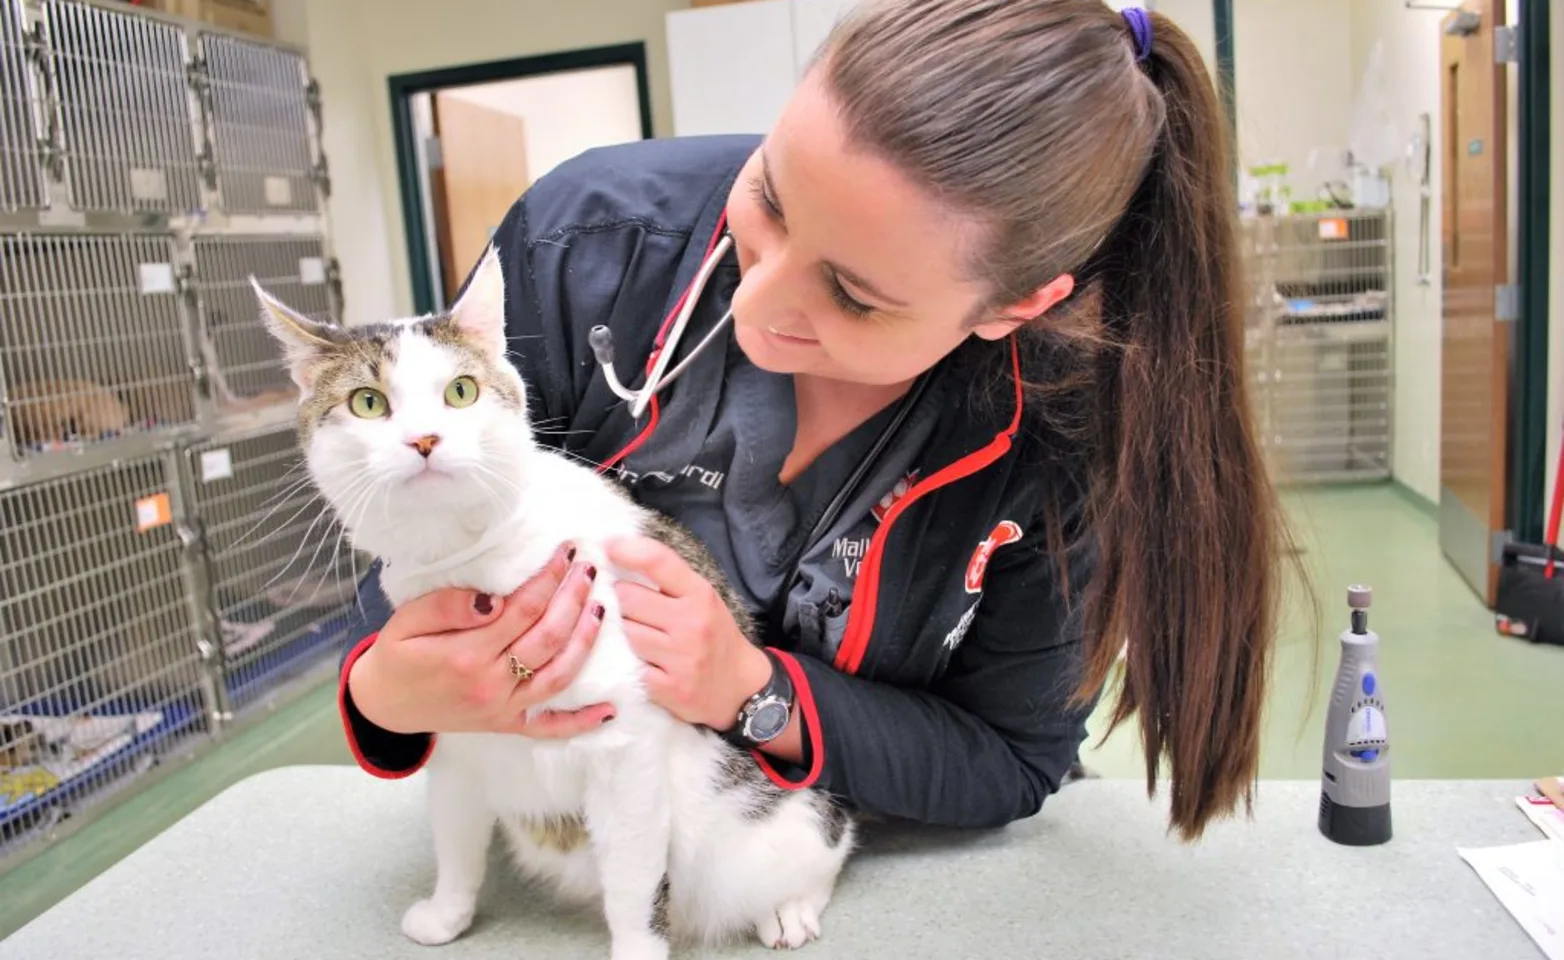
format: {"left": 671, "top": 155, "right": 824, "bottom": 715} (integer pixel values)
{"left": 746, "top": 698, "right": 790, "bottom": 742}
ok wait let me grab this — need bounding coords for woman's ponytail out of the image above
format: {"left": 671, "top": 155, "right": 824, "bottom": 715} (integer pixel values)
{"left": 1076, "top": 13, "right": 1291, "bottom": 839}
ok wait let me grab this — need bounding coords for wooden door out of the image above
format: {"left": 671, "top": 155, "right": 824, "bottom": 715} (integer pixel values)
{"left": 430, "top": 93, "right": 531, "bottom": 304}
{"left": 1438, "top": 0, "right": 1509, "bottom": 605}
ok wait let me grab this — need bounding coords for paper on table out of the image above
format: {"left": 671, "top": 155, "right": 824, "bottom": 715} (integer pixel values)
{"left": 1458, "top": 840, "right": 1564, "bottom": 960}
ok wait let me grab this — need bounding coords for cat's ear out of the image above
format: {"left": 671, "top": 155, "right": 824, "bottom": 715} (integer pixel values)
{"left": 250, "top": 277, "right": 339, "bottom": 390}
{"left": 446, "top": 244, "right": 507, "bottom": 360}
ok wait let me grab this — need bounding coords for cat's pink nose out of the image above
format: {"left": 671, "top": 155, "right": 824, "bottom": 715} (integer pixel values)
{"left": 408, "top": 435, "right": 440, "bottom": 458}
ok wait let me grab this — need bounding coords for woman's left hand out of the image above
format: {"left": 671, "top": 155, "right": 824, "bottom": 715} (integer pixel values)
{"left": 607, "top": 536, "right": 772, "bottom": 731}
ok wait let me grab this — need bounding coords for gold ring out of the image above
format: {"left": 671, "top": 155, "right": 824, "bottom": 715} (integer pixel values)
{"left": 508, "top": 655, "right": 535, "bottom": 682}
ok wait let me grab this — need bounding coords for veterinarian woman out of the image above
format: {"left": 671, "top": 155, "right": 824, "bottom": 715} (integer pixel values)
{"left": 337, "top": 0, "right": 1288, "bottom": 839}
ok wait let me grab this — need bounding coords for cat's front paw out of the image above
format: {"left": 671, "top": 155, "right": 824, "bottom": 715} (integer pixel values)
{"left": 609, "top": 932, "right": 670, "bottom": 960}
{"left": 754, "top": 900, "right": 823, "bottom": 950}
{"left": 401, "top": 897, "right": 476, "bottom": 946}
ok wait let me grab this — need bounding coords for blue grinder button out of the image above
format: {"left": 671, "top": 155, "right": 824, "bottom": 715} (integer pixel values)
{"left": 1362, "top": 673, "right": 1376, "bottom": 696}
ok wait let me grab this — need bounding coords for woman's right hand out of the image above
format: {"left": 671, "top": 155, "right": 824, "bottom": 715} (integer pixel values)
{"left": 346, "top": 544, "right": 613, "bottom": 737}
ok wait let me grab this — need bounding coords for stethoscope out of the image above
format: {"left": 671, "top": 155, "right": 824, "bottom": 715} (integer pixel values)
{"left": 588, "top": 233, "right": 737, "bottom": 421}
{"left": 586, "top": 228, "right": 932, "bottom": 633}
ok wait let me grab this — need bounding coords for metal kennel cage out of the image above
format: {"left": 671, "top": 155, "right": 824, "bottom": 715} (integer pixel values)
{"left": 0, "top": 0, "right": 348, "bottom": 866}
{"left": 194, "top": 33, "right": 322, "bottom": 215}
{"left": 0, "top": 230, "right": 199, "bottom": 461}
{"left": 191, "top": 233, "right": 334, "bottom": 408}
{"left": 182, "top": 425, "right": 361, "bottom": 717}
{"left": 41, "top": 0, "right": 204, "bottom": 214}
{"left": 0, "top": 453, "right": 209, "bottom": 858}
{"left": 1242, "top": 209, "right": 1394, "bottom": 484}
{"left": 0, "top": 0, "right": 47, "bottom": 213}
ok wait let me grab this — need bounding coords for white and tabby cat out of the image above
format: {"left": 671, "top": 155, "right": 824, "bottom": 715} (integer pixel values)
{"left": 253, "top": 247, "right": 854, "bottom": 960}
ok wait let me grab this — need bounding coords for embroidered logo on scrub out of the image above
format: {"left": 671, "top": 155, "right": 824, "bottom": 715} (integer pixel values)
{"left": 871, "top": 470, "right": 920, "bottom": 524}
{"left": 964, "top": 521, "right": 1023, "bottom": 594}
{"left": 944, "top": 600, "right": 980, "bottom": 651}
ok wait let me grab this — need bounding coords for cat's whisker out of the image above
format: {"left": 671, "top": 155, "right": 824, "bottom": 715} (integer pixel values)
{"left": 558, "top": 449, "right": 614, "bottom": 472}
{"left": 333, "top": 481, "right": 384, "bottom": 614}
{"left": 295, "top": 506, "right": 348, "bottom": 606}
{"left": 268, "top": 474, "right": 373, "bottom": 599}
{"left": 471, "top": 459, "right": 524, "bottom": 495}
{"left": 268, "top": 500, "right": 342, "bottom": 602}
{"left": 468, "top": 471, "right": 506, "bottom": 514}
{"left": 531, "top": 427, "right": 595, "bottom": 437}
{"left": 282, "top": 485, "right": 369, "bottom": 610}
{"left": 228, "top": 475, "right": 317, "bottom": 552}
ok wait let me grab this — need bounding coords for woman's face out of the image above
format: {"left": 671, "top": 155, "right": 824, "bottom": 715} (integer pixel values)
{"left": 724, "top": 72, "right": 1065, "bottom": 388}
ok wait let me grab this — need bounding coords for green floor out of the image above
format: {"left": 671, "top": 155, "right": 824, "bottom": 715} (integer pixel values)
{"left": 1, "top": 484, "right": 1561, "bottom": 940}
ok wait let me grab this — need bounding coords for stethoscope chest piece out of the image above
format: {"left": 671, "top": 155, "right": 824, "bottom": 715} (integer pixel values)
{"left": 588, "top": 233, "right": 735, "bottom": 420}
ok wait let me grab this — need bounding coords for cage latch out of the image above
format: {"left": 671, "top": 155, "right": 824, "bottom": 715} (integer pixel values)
{"left": 23, "top": 24, "right": 65, "bottom": 182}
{"left": 306, "top": 77, "right": 324, "bottom": 132}
{"left": 311, "top": 155, "right": 332, "bottom": 199}
{"left": 187, "top": 56, "right": 220, "bottom": 190}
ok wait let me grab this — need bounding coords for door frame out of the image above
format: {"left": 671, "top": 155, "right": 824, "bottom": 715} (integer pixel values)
{"left": 389, "top": 43, "right": 655, "bottom": 316}
{"left": 1509, "top": 0, "right": 1551, "bottom": 545}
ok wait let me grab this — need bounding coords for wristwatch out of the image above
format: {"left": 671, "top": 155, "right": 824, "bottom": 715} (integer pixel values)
{"left": 720, "top": 649, "right": 794, "bottom": 749}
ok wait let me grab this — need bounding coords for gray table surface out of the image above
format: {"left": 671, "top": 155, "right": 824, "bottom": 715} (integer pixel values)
{"left": 0, "top": 766, "right": 1545, "bottom": 960}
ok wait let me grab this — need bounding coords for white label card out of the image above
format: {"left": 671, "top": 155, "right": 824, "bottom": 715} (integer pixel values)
{"left": 264, "top": 176, "right": 294, "bottom": 206}
{"left": 200, "top": 448, "right": 234, "bottom": 483}
{"left": 129, "top": 167, "right": 169, "bottom": 202}
{"left": 298, "top": 257, "right": 326, "bottom": 285}
{"left": 138, "top": 263, "right": 176, "bottom": 295}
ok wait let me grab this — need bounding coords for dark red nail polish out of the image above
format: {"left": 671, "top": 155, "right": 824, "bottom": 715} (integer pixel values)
{"left": 601, "top": 713, "right": 615, "bottom": 725}
{"left": 473, "top": 593, "right": 494, "bottom": 615}
{"left": 565, "top": 543, "right": 577, "bottom": 563}
{"left": 586, "top": 564, "right": 598, "bottom": 582}
{"left": 590, "top": 602, "right": 605, "bottom": 621}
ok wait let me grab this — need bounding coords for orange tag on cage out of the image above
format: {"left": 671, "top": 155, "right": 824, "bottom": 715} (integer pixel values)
{"left": 135, "top": 492, "right": 172, "bottom": 532}
{"left": 1318, "top": 217, "right": 1349, "bottom": 240}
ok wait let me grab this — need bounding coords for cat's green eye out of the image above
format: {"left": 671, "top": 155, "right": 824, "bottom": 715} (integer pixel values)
{"left": 347, "top": 387, "right": 389, "bottom": 419}
{"left": 444, "top": 376, "right": 480, "bottom": 409}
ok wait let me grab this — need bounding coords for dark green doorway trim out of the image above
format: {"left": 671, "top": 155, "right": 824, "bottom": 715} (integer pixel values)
{"left": 1509, "top": 0, "right": 1550, "bottom": 544}
{"left": 388, "top": 43, "right": 654, "bottom": 317}
{"left": 1213, "top": 0, "right": 1236, "bottom": 163}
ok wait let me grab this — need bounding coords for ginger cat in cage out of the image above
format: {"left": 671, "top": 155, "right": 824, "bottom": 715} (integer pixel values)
{"left": 6, "top": 378, "right": 195, "bottom": 446}
{"left": 7, "top": 379, "right": 130, "bottom": 446}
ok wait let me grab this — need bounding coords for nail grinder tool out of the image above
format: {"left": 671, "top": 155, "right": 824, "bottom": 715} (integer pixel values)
{"left": 1318, "top": 585, "right": 1392, "bottom": 846}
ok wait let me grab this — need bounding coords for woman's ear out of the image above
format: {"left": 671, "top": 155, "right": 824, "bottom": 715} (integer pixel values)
{"left": 971, "top": 273, "right": 1076, "bottom": 341}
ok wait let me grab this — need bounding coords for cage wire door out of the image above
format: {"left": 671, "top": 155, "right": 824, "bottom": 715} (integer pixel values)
{"left": 0, "top": 231, "right": 198, "bottom": 459}
{"left": 192, "top": 234, "right": 329, "bottom": 410}
{"left": 183, "top": 427, "right": 361, "bottom": 713}
{"left": 0, "top": 454, "right": 209, "bottom": 857}
{"left": 43, "top": 0, "right": 203, "bottom": 214}
{"left": 197, "top": 33, "right": 318, "bottom": 215}
{"left": 0, "top": 0, "right": 48, "bottom": 212}
{"left": 1243, "top": 210, "right": 1393, "bottom": 483}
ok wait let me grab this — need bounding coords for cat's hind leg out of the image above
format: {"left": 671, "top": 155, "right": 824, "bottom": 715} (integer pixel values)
{"left": 401, "top": 765, "right": 495, "bottom": 946}
{"left": 743, "top": 794, "right": 856, "bottom": 950}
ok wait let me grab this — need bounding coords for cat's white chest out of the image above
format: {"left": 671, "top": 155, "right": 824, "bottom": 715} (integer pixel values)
{"left": 380, "top": 543, "right": 554, "bottom": 607}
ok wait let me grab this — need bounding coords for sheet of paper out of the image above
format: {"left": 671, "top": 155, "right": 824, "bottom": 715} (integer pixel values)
{"left": 1457, "top": 840, "right": 1564, "bottom": 960}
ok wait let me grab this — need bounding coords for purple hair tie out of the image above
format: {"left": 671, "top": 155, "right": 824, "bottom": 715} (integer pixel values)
{"left": 1121, "top": 6, "right": 1153, "bottom": 63}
